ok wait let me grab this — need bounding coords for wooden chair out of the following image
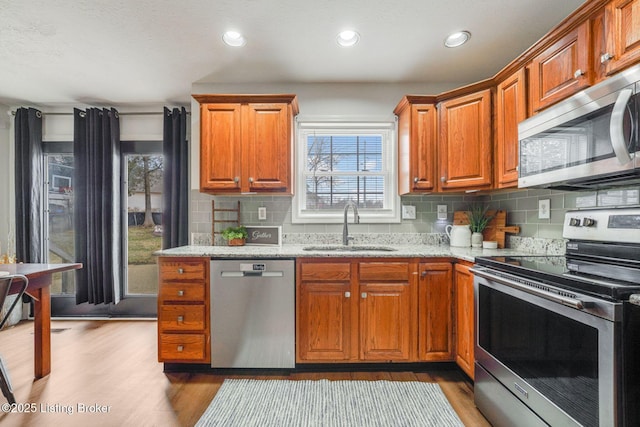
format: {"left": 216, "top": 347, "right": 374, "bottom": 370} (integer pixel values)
{"left": 0, "top": 274, "right": 28, "bottom": 404}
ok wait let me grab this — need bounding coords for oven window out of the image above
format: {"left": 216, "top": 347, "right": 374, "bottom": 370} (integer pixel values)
{"left": 479, "top": 286, "right": 599, "bottom": 427}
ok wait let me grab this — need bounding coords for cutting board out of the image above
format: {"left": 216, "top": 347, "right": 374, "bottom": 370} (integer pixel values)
{"left": 453, "top": 210, "right": 520, "bottom": 249}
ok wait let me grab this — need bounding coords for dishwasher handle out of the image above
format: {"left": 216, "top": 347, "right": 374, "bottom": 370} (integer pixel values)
{"left": 220, "top": 271, "right": 284, "bottom": 278}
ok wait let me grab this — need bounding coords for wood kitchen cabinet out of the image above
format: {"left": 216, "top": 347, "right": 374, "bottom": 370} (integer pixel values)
{"left": 454, "top": 262, "right": 475, "bottom": 379}
{"left": 157, "top": 257, "right": 210, "bottom": 363}
{"left": 296, "top": 261, "right": 353, "bottom": 361}
{"left": 394, "top": 96, "right": 438, "bottom": 194}
{"left": 194, "top": 94, "right": 299, "bottom": 194}
{"left": 296, "top": 258, "right": 418, "bottom": 363}
{"left": 529, "top": 21, "right": 591, "bottom": 112}
{"left": 495, "top": 69, "right": 527, "bottom": 188}
{"left": 417, "top": 262, "right": 454, "bottom": 361}
{"left": 438, "top": 89, "right": 493, "bottom": 191}
{"left": 602, "top": 0, "right": 640, "bottom": 75}
{"left": 359, "top": 262, "right": 414, "bottom": 361}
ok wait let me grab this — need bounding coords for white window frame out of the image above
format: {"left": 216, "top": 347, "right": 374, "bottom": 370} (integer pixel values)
{"left": 292, "top": 120, "right": 400, "bottom": 224}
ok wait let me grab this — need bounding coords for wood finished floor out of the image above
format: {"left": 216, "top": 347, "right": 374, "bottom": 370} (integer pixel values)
{"left": 0, "top": 320, "right": 490, "bottom": 427}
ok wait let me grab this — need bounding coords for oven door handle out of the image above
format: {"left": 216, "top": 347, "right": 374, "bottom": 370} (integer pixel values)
{"left": 472, "top": 267, "right": 587, "bottom": 310}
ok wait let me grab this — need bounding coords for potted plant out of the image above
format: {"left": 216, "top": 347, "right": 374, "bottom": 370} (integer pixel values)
{"left": 221, "top": 226, "right": 248, "bottom": 246}
{"left": 465, "top": 204, "right": 495, "bottom": 248}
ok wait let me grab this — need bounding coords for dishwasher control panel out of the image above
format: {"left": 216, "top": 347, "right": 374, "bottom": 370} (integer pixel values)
{"left": 240, "top": 263, "right": 266, "bottom": 272}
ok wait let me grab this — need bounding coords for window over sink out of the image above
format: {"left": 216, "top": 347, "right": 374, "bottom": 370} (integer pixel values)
{"left": 292, "top": 121, "right": 400, "bottom": 223}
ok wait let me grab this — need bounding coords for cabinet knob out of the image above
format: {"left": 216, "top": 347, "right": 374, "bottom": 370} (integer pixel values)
{"left": 344, "top": 291, "right": 351, "bottom": 298}
{"left": 600, "top": 52, "right": 613, "bottom": 63}
{"left": 249, "top": 177, "right": 254, "bottom": 183}
{"left": 177, "top": 345, "right": 184, "bottom": 352}
{"left": 177, "top": 290, "right": 184, "bottom": 297}
{"left": 361, "top": 292, "right": 367, "bottom": 299}
{"left": 177, "top": 315, "right": 184, "bottom": 323}
{"left": 177, "top": 268, "right": 184, "bottom": 274}
{"left": 440, "top": 176, "right": 446, "bottom": 183}
{"left": 413, "top": 177, "right": 419, "bottom": 183}
{"left": 421, "top": 270, "right": 428, "bottom": 278}
{"left": 573, "top": 69, "right": 585, "bottom": 78}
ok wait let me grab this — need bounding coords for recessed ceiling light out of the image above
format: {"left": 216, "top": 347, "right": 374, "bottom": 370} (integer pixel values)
{"left": 222, "top": 31, "right": 246, "bottom": 47}
{"left": 444, "top": 31, "right": 471, "bottom": 48}
{"left": 336, "top": 30, "right": 360, "bottom": 47}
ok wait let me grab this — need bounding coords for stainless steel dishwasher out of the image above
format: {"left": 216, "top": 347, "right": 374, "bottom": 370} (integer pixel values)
{"left": 210, "top": 259, "right": 295, "bottom": 369}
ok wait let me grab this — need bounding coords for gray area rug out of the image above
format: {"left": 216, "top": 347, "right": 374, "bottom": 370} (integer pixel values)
{"left": 196, "top": 379, "right": 464, "bottom": 427}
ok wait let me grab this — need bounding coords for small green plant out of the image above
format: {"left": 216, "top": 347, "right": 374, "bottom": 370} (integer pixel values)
{"left": 221, "top": 226, "right": 248, "bottom": 241}
{"left": 465, "top": 204, "right": 495, "bottom": 233}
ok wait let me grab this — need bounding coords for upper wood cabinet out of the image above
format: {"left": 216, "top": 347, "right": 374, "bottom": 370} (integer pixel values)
{"left": 454, "top": 262, "right": 475, "bottom": 379}
{"left": 194, "top": 94, "right": 299, "bottom": 195}
{"left": 495, "top": 69, "right": 527, "bottom": 189}
{"left": 438, "top": 89, "right": 493, "bottom": 191}
{"left": 529, "top": 21, "right": 591, "bottom": 112}
{"left": 602, "top": 0, "right": 640, "bottom": 75}
{"left": 394, "top": 96, "right": 438, "bottom": 194}
{"left": 417, "top": 262, "right": 454, "bottom": 362}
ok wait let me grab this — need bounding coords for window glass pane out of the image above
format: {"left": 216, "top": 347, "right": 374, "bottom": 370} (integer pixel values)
{"left": 126, "top": 154, "right": 163, "bottom": 295}
{"left": 47, "top": 154, "right": 76, "bottom": 295}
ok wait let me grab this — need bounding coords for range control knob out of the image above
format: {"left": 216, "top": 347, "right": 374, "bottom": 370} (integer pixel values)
{"left": 569, "top": 217, "right": 581, "bottom": 227}
{"left": 582, "top": 218, "right": 596, "bottom": 227}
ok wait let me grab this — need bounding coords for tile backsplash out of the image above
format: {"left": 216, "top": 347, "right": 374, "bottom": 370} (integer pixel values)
{"left": 190, "top": 186, "right": 639, "bottom": 246}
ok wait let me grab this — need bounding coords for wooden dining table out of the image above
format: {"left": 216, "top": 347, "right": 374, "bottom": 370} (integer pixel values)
{"left": 3, "top": 262, "right": 82, "bottom": 379}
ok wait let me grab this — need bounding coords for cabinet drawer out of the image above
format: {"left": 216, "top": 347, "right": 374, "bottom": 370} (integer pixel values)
{"left": 159, "top": 259, "right": 206, "bottom": 281}
{"left": 300, "top": 263, "right": 351, "bottom": 281}
{"left": 159, "top": 282, "right": 205, "bottom": 302}
{"left": 159, "top": 333, "right": 206, "bottom": 361}
{"left": 159, "top": 305, "right": 206, "bottom": 331}
{"left": 359, "top": 262, "right": 409, "bottom": 281}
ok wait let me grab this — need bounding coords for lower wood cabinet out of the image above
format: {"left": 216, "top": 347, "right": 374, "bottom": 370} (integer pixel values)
{"left": 417, "top": 262, "right": 454, "bottom": 361}
{"left": 157, "top": 257, "right": 210, "bottom": 363}
{"left": 296, "top": 258, "right": 454, "bottom": 364}
{"left": 454, "top": 262, "right": 475, "bottom": 379}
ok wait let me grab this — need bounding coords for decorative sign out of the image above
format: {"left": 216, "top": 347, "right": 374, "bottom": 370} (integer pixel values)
{"left": 245, "top": 226, "right": 282, "bottom": 246}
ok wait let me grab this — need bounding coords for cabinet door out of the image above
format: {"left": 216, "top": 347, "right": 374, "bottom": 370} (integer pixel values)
{"left": 359, "top": 282, "right": 412, "bottom": 361}
{"left": 495, "top": 69, "right": 526, "bottom": 189}
{"left": 454, "top": 263, "right": 475, "bottom": 379}
{"left": 397, "top": 101, "right": 437, "bottom": 194}
{"left": 297, "top": 282, "right": 352, "bottom": 361}
{"left": 530, "top": 21, "right": 590, "bottom": 112}
{"left": 417, "top": 262, "right": 453, "bottom": 361}
{"left": 604, "top": 0, "right": 640, "bottom": 75}
{"left": 199, "top": 103, "right": 242, "bottom": 192}
{"left": 245, "top": 103, "right": 291, "bottom": 193}
{"left": 438, "top": 90, "right": 492, "bottom": 191}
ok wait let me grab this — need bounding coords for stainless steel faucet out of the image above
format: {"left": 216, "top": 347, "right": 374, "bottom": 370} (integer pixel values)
{"left": 342, "top": 200, "right": 360, "bottom": 245}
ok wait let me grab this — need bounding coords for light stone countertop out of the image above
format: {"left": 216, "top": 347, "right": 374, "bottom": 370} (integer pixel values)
{"left": 155, "top": 244, "right": 539, "bottom": 263}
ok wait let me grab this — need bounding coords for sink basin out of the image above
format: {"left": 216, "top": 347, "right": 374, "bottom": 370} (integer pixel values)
{"left": 303, "top": 245, "right": 397, "bottom": 252}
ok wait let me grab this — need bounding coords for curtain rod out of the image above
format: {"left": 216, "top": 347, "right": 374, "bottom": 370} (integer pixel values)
{"left": 7, "top": 110, "right": 190, "bottom": 116}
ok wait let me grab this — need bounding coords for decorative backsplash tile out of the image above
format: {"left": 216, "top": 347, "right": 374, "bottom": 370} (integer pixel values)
{"left": 189, "top": 185, "right": 639, "bottom": 250}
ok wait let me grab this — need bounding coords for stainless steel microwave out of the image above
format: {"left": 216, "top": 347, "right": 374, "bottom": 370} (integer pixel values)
{"left": 518, "top": 64, "right": 640, "bottom": 190}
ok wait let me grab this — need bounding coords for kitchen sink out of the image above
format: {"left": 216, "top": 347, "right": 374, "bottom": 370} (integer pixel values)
{"left": 302, "top": 245, "right": 397, "bottom": 252}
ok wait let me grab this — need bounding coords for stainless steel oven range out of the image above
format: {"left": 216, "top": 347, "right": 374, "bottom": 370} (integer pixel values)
{"left": 472, "top": 208, "right": 640, "bottom": 427}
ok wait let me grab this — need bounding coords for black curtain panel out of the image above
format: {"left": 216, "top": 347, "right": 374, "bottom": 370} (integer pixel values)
{"left": 14, "top": 107, "right": 43, "bottom": 263}
{"left": 162, "top": 107, "right": 189, "bottom": 249}
{"left": 73, "top": 108, "right": 122, "bottom": 305}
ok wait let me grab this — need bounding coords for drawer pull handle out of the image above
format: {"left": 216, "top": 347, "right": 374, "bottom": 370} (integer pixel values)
{"left": 177, "top": 268, "right": 184, "bottom": 274}
{"left": 177, "top": 316, "right": 184, "bottom": 323}
{"left": 177, "top": 290, "right": 185, "bottom": 296}
{"left": 177, "top": 345, "right": 184, "bottom": 352}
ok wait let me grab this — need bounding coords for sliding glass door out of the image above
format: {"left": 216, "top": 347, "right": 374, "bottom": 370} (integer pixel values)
{"left": 47, "top": 141, "right": 163, "bottom": 317}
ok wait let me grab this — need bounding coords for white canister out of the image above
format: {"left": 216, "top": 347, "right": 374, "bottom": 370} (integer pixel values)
{"left": 445, "top": 224, "right": 472, "bottom": 247}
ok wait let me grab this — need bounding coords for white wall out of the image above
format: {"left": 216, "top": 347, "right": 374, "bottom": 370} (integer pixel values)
{"left": 0, "top": 104, "right": 13, "bottom": 255}
{"left": 189, "top": 81, "right": 461, "bottom": 190}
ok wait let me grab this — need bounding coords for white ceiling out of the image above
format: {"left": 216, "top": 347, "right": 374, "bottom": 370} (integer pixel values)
{"left": 0, "top": 0, "right": 586, "bottom": 107}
